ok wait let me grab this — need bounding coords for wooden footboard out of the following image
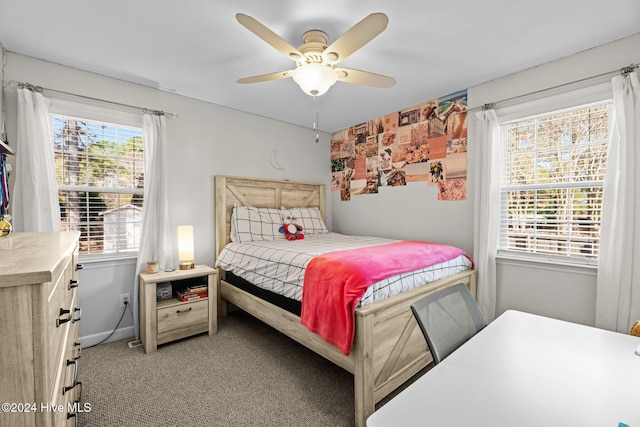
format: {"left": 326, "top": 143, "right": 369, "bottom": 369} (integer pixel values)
{"left": 219, "top": 269, "right": 477, "bottom": 427}
{"left": 353, "top": 269, "right": 476, "bottom": 425}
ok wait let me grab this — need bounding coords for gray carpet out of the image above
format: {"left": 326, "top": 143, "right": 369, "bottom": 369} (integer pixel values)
{"left": 78, "top": 310, "right": 362, "bottom": 426}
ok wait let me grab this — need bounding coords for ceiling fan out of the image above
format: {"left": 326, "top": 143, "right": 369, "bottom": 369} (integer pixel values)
{"left": 236, "top": 12, "right": 396, "bottom": 96}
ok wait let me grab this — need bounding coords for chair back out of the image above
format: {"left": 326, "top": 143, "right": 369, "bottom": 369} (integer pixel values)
{"left": 411, "top": 283, "right": 487, "bottom": 365}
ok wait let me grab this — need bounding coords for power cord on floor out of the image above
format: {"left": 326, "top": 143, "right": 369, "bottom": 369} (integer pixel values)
{"left": 84, "top": 301, "right": 130, "bottom": 349}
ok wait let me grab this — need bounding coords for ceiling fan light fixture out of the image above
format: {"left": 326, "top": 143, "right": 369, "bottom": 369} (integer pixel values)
{"left": 292, "top": 63, "right": 337, "bottom": 96}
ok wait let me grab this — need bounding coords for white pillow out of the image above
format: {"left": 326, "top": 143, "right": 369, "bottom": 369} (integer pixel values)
{"left": 229, "top": 207, "right": 238, "bottom": 242}
{"left": 231, "top": 206, "right": 283, "bottom": 242}
{"left": 280, "top": 207, "right": 329, "bottom": 235}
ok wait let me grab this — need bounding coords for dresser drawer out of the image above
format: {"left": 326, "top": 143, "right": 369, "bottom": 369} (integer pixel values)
{"left": 157, "top": 299, "right": 208, "bottom": 336}
{"left": 50, "top": 355, "right": 79, "bottom": 427}
{"left": 50, "top": 291, "right": 78, "bottom": 388}
{"left": 48, "top": 262, "right": 73, "bottom": 381}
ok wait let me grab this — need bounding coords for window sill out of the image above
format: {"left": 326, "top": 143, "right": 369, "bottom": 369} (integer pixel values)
{"left": 79, "top": 253, "right": 138, "bottom": 266}
{"left": 495, "top": 253, "right": 597, "bottom": 276}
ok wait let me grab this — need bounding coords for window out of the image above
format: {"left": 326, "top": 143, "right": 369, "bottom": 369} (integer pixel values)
{"left": 499, "top": 101, "right": 610, "bottom": 264}
{"left": 51, "top": 114, "right": 144, "bottom": 257}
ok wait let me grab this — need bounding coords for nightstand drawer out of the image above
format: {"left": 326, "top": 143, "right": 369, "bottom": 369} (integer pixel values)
{"left": 157, "top": 299, "right": 208, "bottom": 335}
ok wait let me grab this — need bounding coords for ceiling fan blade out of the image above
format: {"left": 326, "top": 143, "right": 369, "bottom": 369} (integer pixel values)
{"left": 237, "top": 70, "right": 294, "bottom": 84}
{"left": 236, "top": 13, "right": 305, "bottom": 61}
{"left": 323, "top": 13, "right": 389, "bottom": 64}
{"left": 334, "top": 68, "right": 396, "bottom": 88}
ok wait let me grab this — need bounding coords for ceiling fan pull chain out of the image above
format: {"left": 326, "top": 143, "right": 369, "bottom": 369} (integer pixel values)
{"left": 313, "top": 96, "right": 319, "bottom": 143}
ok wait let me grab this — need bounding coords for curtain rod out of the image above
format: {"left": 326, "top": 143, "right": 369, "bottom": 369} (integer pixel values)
{"left": 6, "top": 80, "right": 178, "bottom": 118}
{"left": 474, "top": 63, "right": 638, "bottom": 112}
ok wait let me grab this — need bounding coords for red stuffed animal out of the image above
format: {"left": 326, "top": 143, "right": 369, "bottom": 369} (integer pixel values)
{"left": 279, "top": 215, "right": 304, "bottom": 241}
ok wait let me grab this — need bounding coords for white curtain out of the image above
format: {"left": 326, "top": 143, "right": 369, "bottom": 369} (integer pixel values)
{"left": 596, "top": 71, "right": 640, "bottom": 333}
{"left": 13, "top": 87, "right": 61, "bottom": 232}
{"left": 473, "top": 109, "right": 501, "bottom": 321}
{"left": 133, "top": 112, "right": 173, "bottom": 339}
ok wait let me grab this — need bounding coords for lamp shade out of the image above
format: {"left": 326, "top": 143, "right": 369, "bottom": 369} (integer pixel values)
{"left": 292, "top": 63, "right": 337, "bottom": 96}
{"left": 177, "top": 225, "right": 195, "bottom": 269}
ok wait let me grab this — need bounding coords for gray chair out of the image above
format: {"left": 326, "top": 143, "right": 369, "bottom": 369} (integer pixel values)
{"left": 411, "top": 283, "right": 487, "bottom": 365}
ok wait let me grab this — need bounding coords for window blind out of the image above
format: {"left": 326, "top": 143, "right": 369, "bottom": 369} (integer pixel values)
{"left": 498, "top": 102, "right": 610, "bottom": 263}
{"left": 52, "top": 115, "right": 144, "bottom": 257}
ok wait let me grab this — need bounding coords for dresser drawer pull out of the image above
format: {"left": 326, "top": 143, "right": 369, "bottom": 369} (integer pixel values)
{"left": 72, "top": 307, "right": 82, "bottom": 323}
{"left": 63, "top": 360, "right": 80, "bottom": 395}
{"left": 68, "top": 279, "right": 79, "bottom": 290}
{"left": 67, "top": 398, "right": 86, "bottom": 427}
{"left": 67, "top": 412, "right": 78, "bottom": 427}
{"left": 76, "top": 263, "right": 84, "bottom": 270}
{"left": 176, "top": 307, "right": 193, "bottom": 314}
{"left": 74, "top": 341, "right": 82, "bottom": 360}
{"left": 68, "top": 358, "right": 78, "bottom": 384}
{"left": 57, "top": 308, "right": 72, "bottom": 327}
{"left": 63, "top": 381, "right": 82, "bottom": 396}
{"left": 62, "top": 380, "right": 82, "bottom": 397}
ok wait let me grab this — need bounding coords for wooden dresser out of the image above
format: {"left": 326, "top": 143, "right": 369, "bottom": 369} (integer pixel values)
{"left": 0, "top": 232, "right": 83, "bottom": 427}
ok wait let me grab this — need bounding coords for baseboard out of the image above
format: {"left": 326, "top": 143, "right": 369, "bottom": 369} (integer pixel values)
{"left": 80, "top": 326, "right": 135, "bottom": 348}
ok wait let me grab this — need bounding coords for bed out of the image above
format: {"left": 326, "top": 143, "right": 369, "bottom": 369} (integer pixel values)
{"left": 214, "top": 175, "right": 477, "bottom": 427}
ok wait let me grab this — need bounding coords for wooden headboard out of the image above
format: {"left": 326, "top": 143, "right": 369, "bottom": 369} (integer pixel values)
{"left": 214, "top": 175, "right": 326, "bottom": 259}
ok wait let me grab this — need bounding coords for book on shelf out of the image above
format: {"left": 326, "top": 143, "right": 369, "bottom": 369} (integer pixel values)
{"left": 176, "top": 293, "right": 208, "bottom": 302}
{"left": 175, "top": 289, "right": 208, "bottom": 302}
{"left": 185, "top": 284, "right": 207, "bottom": 294}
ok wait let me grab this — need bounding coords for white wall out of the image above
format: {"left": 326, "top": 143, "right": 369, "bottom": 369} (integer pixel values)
{"left": 3, "top": 53, "right": 331, "bottom": 346}
{"left": 331, "top": 184, "right": 473, "bottom": 254}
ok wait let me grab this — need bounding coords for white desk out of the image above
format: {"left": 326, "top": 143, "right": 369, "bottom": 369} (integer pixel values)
{"left": 368, "top": 310, "right": 640, "bottom": 427}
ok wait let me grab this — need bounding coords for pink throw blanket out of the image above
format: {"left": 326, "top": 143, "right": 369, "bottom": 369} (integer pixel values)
{"left": 300, "top": 240, "right": 472, "bottom": 355}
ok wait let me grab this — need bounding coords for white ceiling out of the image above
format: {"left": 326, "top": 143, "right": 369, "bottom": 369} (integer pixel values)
{"left": 1, "top": 0, "right": 639, "bottom": 133}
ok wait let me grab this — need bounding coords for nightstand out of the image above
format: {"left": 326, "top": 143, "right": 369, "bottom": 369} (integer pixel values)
{"left": 139, "top": 265, "right": 217, "bottom": 353}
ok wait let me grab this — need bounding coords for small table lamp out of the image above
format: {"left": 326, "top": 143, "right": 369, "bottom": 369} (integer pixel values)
{"left": 177, "top": 225, "right": 195, "bottom": 270}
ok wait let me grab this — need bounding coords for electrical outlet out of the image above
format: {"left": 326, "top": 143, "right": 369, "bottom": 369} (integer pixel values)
{"left": 120, "top": 293, "right": 130, "bottom": 308}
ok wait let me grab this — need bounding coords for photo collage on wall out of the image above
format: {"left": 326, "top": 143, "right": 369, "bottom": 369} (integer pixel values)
{"left": 330, "top": 89, "right": 468, "bottom": 201}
